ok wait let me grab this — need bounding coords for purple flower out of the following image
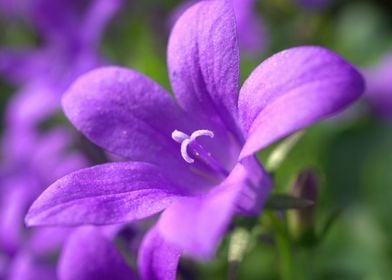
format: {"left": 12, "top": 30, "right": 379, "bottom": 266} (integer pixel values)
{"left": 0, "top": 0, "right": 122, "bottom": 278}
{"left": 232, "top": 0, "right": 267, "bottom": 54}
{"left": 0, "top": 0, "right": 121, "bottom": 48}
{"left": 364, "top": 54, "right": 392, "bottom": 120}
{"left": 0, "top": 0, "right": 121, "bottom": 128}
{"left": 58, "top": 227, "right": 134, "bottom": 280}
{"left": 26, "top": 0, "right": 364, "bottom": 278}
{"left": 170, "top": 0, "right": 267, "bottom": 55}
{"left": 0, "top": 128, "right": 87, "bottom": 278}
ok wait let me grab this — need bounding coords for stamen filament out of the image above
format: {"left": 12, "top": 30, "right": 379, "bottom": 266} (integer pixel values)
{"left": 189, "top": 141, "right": 230, "bottom": 177}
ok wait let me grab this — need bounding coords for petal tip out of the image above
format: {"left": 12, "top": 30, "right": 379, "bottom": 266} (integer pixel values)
{"left": 24, "top": 208, "right": 38, "bottom": 227}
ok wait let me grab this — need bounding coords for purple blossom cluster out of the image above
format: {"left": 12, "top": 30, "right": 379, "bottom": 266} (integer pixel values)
{"left": 0, "top": 0, "right": 379, "bottom": 279}
{"left": 0, "top": 0, "right": 133, "bottom": 279}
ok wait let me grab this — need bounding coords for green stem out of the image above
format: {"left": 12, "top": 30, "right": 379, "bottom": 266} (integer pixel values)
{"left": 269, "top": 213, "right": 294, "bottom": 280}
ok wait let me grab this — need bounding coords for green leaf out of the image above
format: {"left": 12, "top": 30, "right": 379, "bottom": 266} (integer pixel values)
{"left": 265, "top": 194, "right": 314, "bottom": 210}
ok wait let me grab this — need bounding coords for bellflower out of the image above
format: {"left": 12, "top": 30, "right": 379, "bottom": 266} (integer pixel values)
{"left": 0, "top": 0, "right": 121, "bottom": 278}
{"left": 26, "top": 0, "right": 364, "bottom": 278}
{"left": 0, "top": 0, "right": 121, "bottom": 49}
{"left": 0, "top": 0, "right": 121, "bottom": 128}
{"left": 0, "top": 128, "right": 86, "bottom": 279}
{"left": 232, "top": 0, "right": 267, "bottom": 54}
{"left": 364, "top": 54, "right": 392, "bottom": 120}
{"left": 170, "top": 0, "right": 267, "bottom": 54}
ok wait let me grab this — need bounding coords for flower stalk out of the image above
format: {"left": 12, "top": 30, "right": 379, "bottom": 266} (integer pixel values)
{"left": 269, "top": 212, "right": 294, "bottom": 280}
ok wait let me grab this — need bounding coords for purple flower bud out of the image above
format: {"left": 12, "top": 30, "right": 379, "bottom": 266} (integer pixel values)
{"left": 289, "top": 169, "right": 319, "bottom": 241}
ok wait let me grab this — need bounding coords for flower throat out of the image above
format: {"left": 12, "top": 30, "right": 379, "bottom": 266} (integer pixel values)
{"left": 171, "top": 129, "right": 230, "bottom": 178}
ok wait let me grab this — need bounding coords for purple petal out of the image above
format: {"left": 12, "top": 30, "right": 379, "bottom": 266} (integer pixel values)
{"left": 169, "top": 0, "right": 266, "bottom": 55}
{"left": 80, "top": 0, "right": 123, "bottom": 50}
{"left": 5, "top": 83, "right": 59, "bottom": 128}
{"left": 62, "top": 66, "right": 182, "bottom": 161}
{"left": 29, "top": 227, "right": 72, "bottom": 256}
{"left": 25, "top": 162, "right": 182, "bottom": 226}
{"left": 235, "top": 157, "right": 272, "bottom": 215}
{"left": 138, "top": 225, "right": 181, "bottom": 280}
{"left": 0, "top": 181, "right": 30, "bottom": 253}
{"left": 7, "top": 251, "right": 56, "bottom": 280}
{"left": 364, "top": 53, "right": 392, "bottom": 120}
{"left": 62, "top": 66, "right": 210, "bottom": 189}
{"left": 1, "top": 127, "right": 37, "bottom": 164}
{"left": 0, "top": 253, "right": 8, "bottom": 279}
{"left": 30, "top": 127, "right": 87, "bottom": 186}
{"left": 238, "top": 46, "right": 364, "bottom": 159}
{"left": 0, "top": 0, "right": 17, "bottom": 17}
{"left": 0, "top": 48, "right": 47, "bottom": 84}
{"left": 158, "top": 163, "right": 248, "bottom": 259}
{"left": 167, "top": 1, "right": 194, "bottom": 30}
{"left": 58, "top": 227, "right": 134, "bottom": 280}
{"left": 29, "top": 0, "right": 79, "bottom": 45}
{"left": 167, "top": 0, "right": 241, "bottom": 137}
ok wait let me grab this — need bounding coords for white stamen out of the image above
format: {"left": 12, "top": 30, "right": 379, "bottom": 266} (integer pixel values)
{"left": 190, "top": 129, "right": 214, "bottom": 141}
{"left": 171, "top": 130, "right": 189, "bottom": 143}
{"left": 180, "top": 139, "right": 194, "bottom": 163}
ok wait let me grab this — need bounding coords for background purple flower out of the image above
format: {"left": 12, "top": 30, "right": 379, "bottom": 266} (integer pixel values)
{"left": 0, "top": 0, "right": 121, "bottom": 128}
{"left": 232, "top": 0, "right": 268, "bottom": 54}
{"left": 0, "top": 0, "right": 121, "bottom": 48}
{"left": 364, "top": 54, "right": 392, "bottom": 120}
{"left": 25, "top": 1, "right": 364, "bottom": 279}
{"left": 6, "top": 251, "right": 57, "bottom": 280}
{"left": 0, "top": 1, "right": 123, "bottom": 278}
{"left": 0, "top": 128, "right": 87, "bottom": 279}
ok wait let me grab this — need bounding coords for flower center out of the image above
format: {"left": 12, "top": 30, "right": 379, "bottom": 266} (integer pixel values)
{"left": 171, "top": 129, "right": 230, "bottom": 177}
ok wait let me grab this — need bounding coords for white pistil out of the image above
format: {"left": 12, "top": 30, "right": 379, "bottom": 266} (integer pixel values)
{"left": 171, "top": 130, "right": 189, "bottom": 143}
{"left": 171, "top": 129, "right": 214, "bottom": 164}
{"left": 190, "top": 129, "right": 214, "bottom": 141}
{"left": 180, "top": 138, "right": 194, "bottom": 163}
